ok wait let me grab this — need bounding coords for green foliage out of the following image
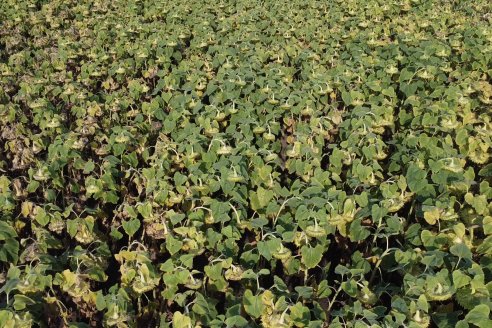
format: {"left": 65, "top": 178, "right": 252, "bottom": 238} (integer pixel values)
{"left": 0, "top": 0, "right": 491, "bottom": 327}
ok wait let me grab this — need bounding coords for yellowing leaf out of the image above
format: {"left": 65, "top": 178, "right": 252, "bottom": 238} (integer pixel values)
{"left": 172, "top": 311, "right": 191, "bottom": 328}
{"left": 21, "top": 201, "right": 32, "bottom": 218}
{"left": 424, "top": 208, "right": 440, "bottom": 225}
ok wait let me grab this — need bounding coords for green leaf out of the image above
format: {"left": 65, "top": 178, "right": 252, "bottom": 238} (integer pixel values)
{"left": 0, "top": 238, "right": 19, "bottom": 264}
{"left": 455, "top": 129, "right": 468, "bottom": 146}
{"left": 399, "top": 68, "right": 414, "bottom": 82}
{"left": 83, "top": 161, "right": 95, "bottom": 174}
{"left": 432, "top": 311, "right": 461, "bottom": 328}
{"left": 257, "top": 238, "right": 281, "bottom": 260}
{"left": 290, "top": 302, "right": 311, "bottom": 327}
{"left": 95, "top": 291, "right": 106, "bottom": 311}
{"left": 122, "top": 218, "right": 141, "bottom": 237}
{"left": 452, "top": 270, "right": 470, "bottom": 289}
{"left": 110, "top": 228, "right": 123, "bottom": 240}
{"left": 13, "top": 294, "right": 35, "bottom": 311}
{"left": 450, "top": 243, "right": 472, "bottom": 260}
{"left": 341, "top": 279, "right": 358, "bottom": 297}
{"left": 479, "top": 164, "right": 492, "bottom": 177}
{"left": 166, "top": 235, "right": 183, "bottom": 256}
{"left": 366, "top": 81, "right": 382, "bottom": 92}
{"left": 465, "top": 304, "right": 491, "bottom": 327}
{"left": 250, "top": 187, "right": 274, "bottom": 210}
{"left": 316, "top": 280, "right": 332, "bottom": 298}
{"left": 0, "top": 278, "right": 19, "bottom": 295}
{"left": 349, "top": 218, "right": 371, "bottom": 241}
{"left": 295, "top": 286, "right": 314, "bottom": 299}
{"left": 137, "top": 202, "right": 153, "bottom": 220}
{"left": 406, "top": 164, "right": 428, "bottom": 194}
{"left": 469, "top": 195, "right": 488, "bottom": 215}
{"left": 243, "top": 289, "right": 264, "bottom": 319}
{"left": 341, "top": 91, "right": 352, "bottom": 106}
{"left": 484, "top": 216, "right": 492, "bottom": 236}
{"left": 66, "top": 219, "right": 78, "bottom": 238}
{"left": 301, "top": 244, "right": 324, "bottom": 269}
{"left": 34, "top": 207, "right": 50, "bottom": 226}
{"left": 456, "top": 321, "right": 470, "bottom": 328}
{"left": 0, "top": 222, "right": 16, "bottom": 239}
{"left": 225, "top": 315, "right": 248, "bottom": 327}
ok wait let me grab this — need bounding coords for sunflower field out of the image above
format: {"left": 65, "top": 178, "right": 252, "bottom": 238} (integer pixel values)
{"left": 0, "top": 0, "right": 491, "bottom": 327}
